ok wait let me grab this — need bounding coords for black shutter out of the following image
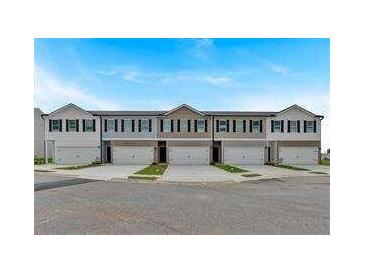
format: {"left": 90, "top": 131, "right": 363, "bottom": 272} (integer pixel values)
{"left": 49, "top": 120, "right": 52, "bottom": 132}
{"left": 205, "top": 119, "right": 208, "bottom": 132}
{"left": 66, "top": 119, "right": 69, "bottom": 132}
{"left": 121, "top": 119, "right": 124, "bottom": 132}
{"left": 259, "top": 120, "right": 263, "bottom": 132}
{"left": 115, "top": 119, "right": 118, "bottom": 132}
{"left": 132, "top": 120, "right": 135, "bottom": 132}
{"left": 243, "top": 120, "right": 246, "bottom": 132}
{"left": 92, "top": 119, "right": 96, "bottom": 132}
{"left": 82, "top": 119, "right": 85, "bottom": 132}
{"left": 216, "top": 120, "right": 219, "bottom": 132}
{"left": 59, "top": 119, "right": 62, "bottom": 132}
{"left": 271, "top": 120, "right": 274, "bottom": 132}
{"left": 194, "top": 120, "right": 197, "bottom": 132}
{"left": 304, "top": 120, "right": 307, "bottom": 133}
{"left": 297, "top": 120, "right": 300, "bottom": 133}
{"left": 287, "top": 120, "right": 290, "bottom": 133}
{"left": 226, "top": 120, "right": 230, "bottom": 132}
{"left": 188, "top": 120, "right": 191, "bottom": 132}
{"left": 160, "top": 120, "right": 163, "bottom": 132}
{"left": 138, "top": 119, "right": 141, "bottom": 132}
{"left": 177, "top": 119, "right": 180, "bottom": 132}
{"left": 76, "top": 119, "right": 79, "bottom": 132}
{"left": 314, "top": 120, "right": 317, "bottom": 133}
{"left": 281, "top": 120, "right": 284, "bottom": 133}
{"left": 149, "top": 119, "right": 152, "bottom": 132}
{"left": 171, "top": 120, "right": 174, "bottom": 132}
{"left": 249, "top": 120, "right": 252, "bottom": 132}
{"left": 233, "top": 120, "right": 236, "bottom": 132}
{"left": 104, "top": 119, "right": 107, "bottom": 132}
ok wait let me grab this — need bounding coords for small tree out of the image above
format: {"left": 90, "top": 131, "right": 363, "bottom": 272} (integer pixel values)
{"left": 327, "top": 148, "right": 330, "bottom": 154}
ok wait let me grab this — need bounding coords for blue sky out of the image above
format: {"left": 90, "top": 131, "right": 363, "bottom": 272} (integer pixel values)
{"left": 34, "top": 38, "right": 330, "bottom": 149}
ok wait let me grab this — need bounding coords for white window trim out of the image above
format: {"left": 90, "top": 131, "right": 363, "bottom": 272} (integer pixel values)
{"left": 306, "top": 121, "right": 314, "bottom": 133}
{"left": 289, "top": 120, "right": 298, "bottom": 133}
{"left": 197, "top": 119, "right": 205, "bottom": 132}
{"left": 219, "top": 120, "right": 227, "bottom": 132}
{"left": 252, "top": 120, "right": 260, "bottom": 133}
{"left": 68, "top": 119, "right": 77, "bottom": 132}
{"left": 52, "top": 120, "right": 60, "bottom": 131}
{"left": 273, "top": 120, "right": 281, "bottom": 132}
{"left": 85, "top": 119, "right": 93, "bottom": 132}
{"left": 163, "top": 119, "right": 171, "bottom": 133}
{"left": 141, "top": 119, "right": 149, "bottom": 132}
{"left": 107, "top": 119, "right": 115, "bottom": 131}
{"left": 180, "top": 119, "right": 188, "bottom": 132}
{"left": 236, "top": 120, "right": 243, "bottom": 132}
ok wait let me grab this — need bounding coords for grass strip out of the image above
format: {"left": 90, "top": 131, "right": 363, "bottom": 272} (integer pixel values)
{"left": 134, "top": 164, "right": 167, "bottom": 175}
{"left": 213, "top": 164, "right": 249, "bottom": 173}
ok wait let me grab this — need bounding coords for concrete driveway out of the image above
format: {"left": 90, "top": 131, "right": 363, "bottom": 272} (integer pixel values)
{"left": 291, "top": 164, "right": 330, "bottom": 174}
{"left": 161, "top": 165, "right": 239, "bottom": 182}
{"left": 53, "top": 164, "right": 148, "bottom": 180}
{"left": 235, "top": 164, "right": 323, "bottom": 178}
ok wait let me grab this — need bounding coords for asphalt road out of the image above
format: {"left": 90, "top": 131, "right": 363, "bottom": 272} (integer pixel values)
{"left": 34, "top": 172, "right": 330, "bottom": 235}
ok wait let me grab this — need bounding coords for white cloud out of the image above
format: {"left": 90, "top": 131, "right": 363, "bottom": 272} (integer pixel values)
{"left": 200, "top": 76, "right": 233, "bottom": 86}
{"left": 178, "top": 38, "right": 215, "bottom": 61}
{"left": 35, "top": 66, "right": 121, "bottom": 112}
{"left": 267, "top": 63, "right": 289, "bottom": 76}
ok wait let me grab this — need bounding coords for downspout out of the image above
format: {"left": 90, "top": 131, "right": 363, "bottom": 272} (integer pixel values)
{"left": 99, "top": 115, "right": 102, "bottom": 163}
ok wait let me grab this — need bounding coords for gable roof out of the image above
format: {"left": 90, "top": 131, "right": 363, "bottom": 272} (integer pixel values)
{"left": 46, "top": 103, "right": 92, "bottom": 117}
{"left": 163, "top": 104, "right": 206, "bottom": 116}
{"left": 276, "top": 104, "right": 323, "bottom": 118}
{"left": 89, "top": 110, "right": 163, "bottom": 116}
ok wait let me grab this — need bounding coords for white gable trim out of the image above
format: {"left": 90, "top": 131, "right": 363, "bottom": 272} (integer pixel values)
{"left": 164, "top": 104, "right": 206, "bottom": 116}
{"left": 48, "top": 103, "right": 93, "bottom": 117}
{"left": 276, "top": 104, "right": 316, "bottom": 117}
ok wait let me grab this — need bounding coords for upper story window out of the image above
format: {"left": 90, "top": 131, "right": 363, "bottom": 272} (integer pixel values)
{"left": 252, "top": 120, "right": 261, "bottom": 133}
{"left": 236, "top": 120, "right": 243, "bottom": 132}
{"left": 273, "top": 120, "right": 281, "bottom": 132}
{"left": 219, "top": 120, "right": 227, "bottom": 132}
{"left": 305, "top": 120, "right": 315, "bottom": 133}
{"left": 107, "top": 119, "right": 115, "bottom": 131}
{"left": 141, "top": 119, "right": 149, "bottom": 132}
{"left": 51, "top": 119, "right": 61, "bottom": 132}
{"left": 289, "top": 120, "right": 299, "bottom": 133}
{"left": 197, "top": 119, "right": 205, "bottom": 132}
{"left": 124, "top": 119, "right": 132, "bottom": 132}
{"left": 84, "top": 119, "right": 94, "bottom": 132}
{"left": 163, "top": 119, "right": 171, "bottom": 132}
{"left": 180, "top": 119, "right": 188, "bottom": 132}
{"left": 67, "top": 119, "right": 77, "bottom": 132}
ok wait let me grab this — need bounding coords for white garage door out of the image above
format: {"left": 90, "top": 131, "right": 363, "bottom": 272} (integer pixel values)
{"left": 57, "top": 146, "right": 99, "bottom": 165}
{"left": 113, "top": 146, "right": 154, "bottom": 164}
{"left": 169, "top": 147, "right": 209, "bottom": 165}
{"left": 279, "top": 147, "right": 318, "bottom": 165}
{"left": 224, "top": 146, "right": 264, "bottom": 165}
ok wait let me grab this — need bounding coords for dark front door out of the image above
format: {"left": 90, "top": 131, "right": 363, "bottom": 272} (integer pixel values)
{"left": 106, "top": 146, "right": 111, "bottom": 163}
{"left": 213, "top": 146, "right": 219, "bottom": 163}
{"left": 268, "top": 147, "right": 271, "bottom": 163}
{"left": 159, "top": 147, "right": 166, "bottom": 163}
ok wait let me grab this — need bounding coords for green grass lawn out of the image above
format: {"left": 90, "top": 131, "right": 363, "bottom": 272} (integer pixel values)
{"left": 213, "top": 164, "right": 249, "bottom": 173}
{"left": 134, "top": 164, "right": 167, "bottom": 176}
{"left": 274, "top": 164, "right": 310, "bottom": 171}
{"left": 320, "top": 159, "right": 330, "bottom": 165}
{"left": 34, "top": 157, "right": 54, "bottom": 165}
{"left": 128, "top": 175, "right": 159, "bottom": 181}
{"left": 56, "top": 163, "right": 101, "bottom": 170}
{"left": 242, "top": 173, "right": 261, "bottom": 177}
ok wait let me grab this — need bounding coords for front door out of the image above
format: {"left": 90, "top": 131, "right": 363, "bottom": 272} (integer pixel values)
{"left": 106, "top": 146, "right": 111, "bottom": 163}
{"left": 159, "top": 147, "right": 166, "bottom": 163}
{"left": 213, "top": 146, "right": 219, "bottom": 163}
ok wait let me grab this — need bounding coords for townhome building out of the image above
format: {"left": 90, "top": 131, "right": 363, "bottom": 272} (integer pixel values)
{"left": 42, "top": 103, "right": 323, "bottom": 165}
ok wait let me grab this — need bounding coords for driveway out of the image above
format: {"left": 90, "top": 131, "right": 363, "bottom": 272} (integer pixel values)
{"left": 161, "top": 165, "right": 239, "bottom": 182}
{"left": 291, "top": 164, "right": 330, "bottom": 174}
{"left": 52, "top": 164, "right": 148, "bottom": 180}
{"left": 235, "top": 164, "right": 328, "bottom": 179}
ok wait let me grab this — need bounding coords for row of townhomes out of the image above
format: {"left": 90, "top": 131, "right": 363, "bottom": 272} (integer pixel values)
{"left": 37, "top": 103, "right": 323, "bottom": 165}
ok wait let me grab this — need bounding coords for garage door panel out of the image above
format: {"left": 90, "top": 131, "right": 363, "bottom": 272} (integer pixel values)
{"left": 57, "top": 146, "right": 99, "bottom": 165}
{"left": 224, "top": 146, "right": 264, "bottom": 165}
{"left": 279, "top": 147, "right": 318, "bottom": 164}
{"left": 113, "top": 146, "right": 154, "bottom": 164}
{"left": 169, "top": 147, "right": 209, "bottom": 165}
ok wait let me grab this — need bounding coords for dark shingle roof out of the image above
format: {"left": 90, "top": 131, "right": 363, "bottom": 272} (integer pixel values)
{"left": 88, "top": 110, "right": 163, "bottom": 116}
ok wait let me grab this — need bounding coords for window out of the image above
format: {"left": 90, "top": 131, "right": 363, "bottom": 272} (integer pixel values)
{"left": 85, "top": 119, "right": 93, "bottom": 132}
{"left": 219, "top": 120, "right": 227, "bottom": 132}
{"left": 52, "top": 120, "right": 60, "bottom": 131}
{"left": 274, "top": 120, "right": 281, "bottom": 132}
{"left": 306, "top": 121, "right": 314, "bottom": 133}
{"left": 107, "top": 119, "right": 115, "bottom": 131}
{"left": 68, "top": 119, "right": 76, "bottom": 132}
{"left": 163, "top": 119, "right": 171, "bottom": 132}
{"left": 141, "top": 119, "right": 149, "bottom": 132}
{"left": 236, "top": 120, "right": 243, "bottom": 132}
{"left": 289, "top": 120, "right": 298, "bottom": 133}
{"left": 252, "top": 120, "right": 260, "bottom": 133}
{"left": 180, "top": 119, "right": 188, "bottom": 132}
{"left": 197, "top": 119, "right": 205, "bottom": 132}
{"left": 124, "top": 119, "right": 132, "bottom": 132}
